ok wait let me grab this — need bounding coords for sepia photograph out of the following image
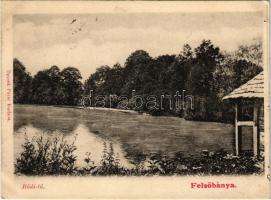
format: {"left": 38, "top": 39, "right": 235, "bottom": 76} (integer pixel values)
{"left": 1, "top": 1, "right": 270, "bottom": 199}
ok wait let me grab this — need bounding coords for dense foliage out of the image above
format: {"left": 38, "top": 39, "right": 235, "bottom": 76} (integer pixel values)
{"left": 14, "top": 62, "right": 83, "bottom": 106}
{"left": 13, "top": 59, "right": 32, "bottom": 103}
{"left": 15, "top": 134, "right": 77, "bottom": 175}
{"left": 15, "top": 134, "right": 264, "bottom": 176}
{"left": 14, "top": 39, "right": 262, "bottom": 122}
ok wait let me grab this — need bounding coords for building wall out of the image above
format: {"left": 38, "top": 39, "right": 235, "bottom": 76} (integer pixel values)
{"left": 258, "top": 101, "right": 264, "bottom": 132}
{"left": 258, "top": 100, "right": 264, "bottom": 154}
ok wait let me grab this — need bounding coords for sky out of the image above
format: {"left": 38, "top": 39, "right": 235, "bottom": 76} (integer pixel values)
{"left": 13, "top": 12, "right": 264, "bottom": 80}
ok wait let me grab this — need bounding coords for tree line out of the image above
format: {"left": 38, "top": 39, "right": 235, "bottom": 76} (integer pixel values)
{"left": 14, "top": 39, "right": 262, "bottom": 122}
{"left": 14, "top": 61, "right": 83, "bottom": 105}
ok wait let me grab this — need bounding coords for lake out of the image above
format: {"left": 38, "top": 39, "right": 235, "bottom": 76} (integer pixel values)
{"left": 14, "top": 104, "right": 234, "bottom": 168}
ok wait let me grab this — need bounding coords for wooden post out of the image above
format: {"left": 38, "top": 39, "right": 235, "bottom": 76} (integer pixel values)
{"left": 253, "top": 101, "right": 258, "bottom": 156}
{"left": 235, "top": 102, "right": 239, "bottom": 156}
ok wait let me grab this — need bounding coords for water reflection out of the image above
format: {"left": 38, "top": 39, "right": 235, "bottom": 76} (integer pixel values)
{"left": 14, "top": 123, "right": 133, "bottom": 168}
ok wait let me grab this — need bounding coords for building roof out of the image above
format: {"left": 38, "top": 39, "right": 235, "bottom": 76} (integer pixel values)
{"left": 223, "top": 71, "right": 264, "bottom": 100}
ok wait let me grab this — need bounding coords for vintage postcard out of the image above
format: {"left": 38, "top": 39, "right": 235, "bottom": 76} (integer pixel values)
{"left": 1, "top": 1, "right": 270, "bottom": 199}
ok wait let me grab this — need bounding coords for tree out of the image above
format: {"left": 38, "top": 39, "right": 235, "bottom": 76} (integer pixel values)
{"left": 31, "top": 66, "right": 63, "bottom": 105}
{"left": 154, "top": 55, "right": 176, "bottom": 91}
{"left": 213, "top": 41, "right": 263, "bottom": 100}
{"left": 84, "top": 65, "right": 111, "bottom": 95}
{"left": 185, "top": 40, "right": 223, "bottom": 121}
{"left": 211, "top": 41, "right": 263, "bottom": 123}
{"left": 31, "top": 66, "right": 83, "bottom": 105}
{"left": 189, "top": 40, "right": 223, "bottom": 96}
{"left": 232, "top": 59, "right": 262, "bottom": 89}
{"left": 235, "top": 39, "right": 263, "bottom": 67}
{"left": 13, "top": 58, "right": 32, "bottom": 103}
{"left": 167, "top": 44, "right": 193, "bottom": 92}
{"left": 121, "top": 50, "right": 153, "bottom": 94}
{"left": 105, "top": 63, "right": 125, "bottom": 95}
{"left": 14, "top": 37, "right": 264, "bottom": 123}
{"left": 60, "top": 67, "right": 83, "bottom": 105}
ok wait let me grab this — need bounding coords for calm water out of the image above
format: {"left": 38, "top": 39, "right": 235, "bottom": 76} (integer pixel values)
{"left": 14, "top": 124, "right": 133, "bottom": 168}
{"left": 14, "top": 105, "right": 234, "bottom": 167}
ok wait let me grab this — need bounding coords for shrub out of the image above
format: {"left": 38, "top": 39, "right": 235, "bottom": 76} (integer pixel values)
{"left": 93, "top": 142, "right": 126, "bottom": 175}
{"left": 15, "top": 133, "right": 77, "bottom": 175}
{"left": 15, "top": 134, "right": 264, "bottom": 176}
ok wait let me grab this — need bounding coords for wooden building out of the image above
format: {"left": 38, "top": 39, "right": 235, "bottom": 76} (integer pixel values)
{"left": 223, "top": 72, "right": 264, "bottom": 156}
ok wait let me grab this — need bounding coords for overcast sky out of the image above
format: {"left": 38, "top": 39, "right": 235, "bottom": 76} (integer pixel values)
{"left": 13, "top": 12, "right": 263, "bottom": 80}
